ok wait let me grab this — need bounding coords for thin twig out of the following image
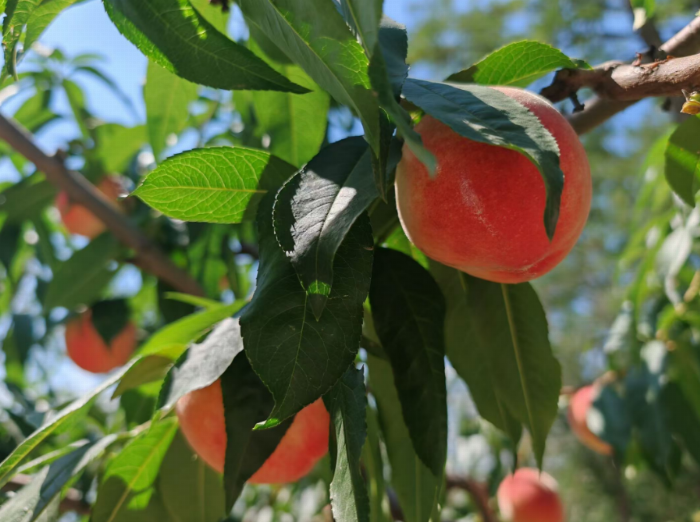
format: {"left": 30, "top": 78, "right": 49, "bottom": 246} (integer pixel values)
{"left": 446, "top": 475, "right": 499, "bottom": 522}
{"left": 0, "top": 114, "right": 204, "bottom": 296}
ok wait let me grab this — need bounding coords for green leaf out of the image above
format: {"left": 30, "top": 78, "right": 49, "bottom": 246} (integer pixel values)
{"left": 0, "top": 176, "right": 56, "bottom": 223}
{"left": 590, "top": 385, "right": 631, "bottom": 456}
{"left": 631, "top": 0, "right": 656, "bottom": 30}
{"left": 0, "top": 435, "right": 117, "bottom": 522}
{"left": 250, "top": 45, "right": 330, "bottom": 168}
{"left": 625, "top": 341, "right": 680, "bottom": 483}
{"left": 273, "top": 137, "right": 375, "bottom": 319}
{"left": 92, "top": 418, "right": 178, "bottom": 522}
{"left": 62, "top": 79, "right": 90, "bottom": 139}
{"left": 112, "top": 352, "right": 177, "bottom": 399}
{"left": 157, "top": 318, "right": 243, "bottom": 410}
{"left": 220, "top": 353, "right": 292, "bottom": 510}
{"left": 162, "top": 292, "right": 223, "bottom": 310}
{"left": 429, "top": 264, "right": 521, "bottom": 442}
{"left": 661, "top": 382, "right": 700, "bottom": 467}
{"left": 430, "top": 264, "right": 559, "bottom": 466}
{"left": 12, "top": 90, "right": 59, "bottom": 133}
{"left": 323, "top": 366, "right": 370, "bottom": 522}
{"left": 237, "top": 0, "right": 382, "bottom": 156}
{"left": 44, "top": 234, "right": 120, "bottom": 310}
{"left": 446, "top": 41, "right": 590, "bottom": 87}
{"left": 402, "top": 79, "right": 564, "bottom": 239}
{"left": 240, "top": 195, "right": 373, "bottom": 428}
{"left": 133, "top": 147, "right": 296, "bottom": 224}
{"left": 2, "top": 0, "right": 43, "bottom": 78}
{"left": 158, "top": 430, "right": 226, "bottom": 522}
{"left": 339, "top": 0, "right": 382, "bottom": 54}
{"left": 664, "top": 116, "right": 700, "bottom": 206}
{"left": 94, "top": 123, "right": 147, "bottom": 173}
{"left": 362, "top": 404, "right": 390, "bottom": 522}
{"left": 188, "top": 0, "right": 228, "bottom": 34}
{"left": 103, "top": 0, "right": 306, "bottom": 93}
{"left": 23, "top": 0, "right": 81, "bottom": 52}
{"left": 144, "top": 61, "right": 198, "bottom": 161}
{"left": 0, "top": 364, "right": 130, "bottom": 488}
{"left": 367, "top": 355, "right": 441, "bottom": 522}
{"left": 369, "top": 248, "right": 447, "bottom": 477}
{"left": 138, "top": 300, "right": 245, "bottom": 357}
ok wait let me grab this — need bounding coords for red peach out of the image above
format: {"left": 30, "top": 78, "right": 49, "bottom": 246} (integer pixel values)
{"left": 176, "top": 380, "right": 329, "bottom": 483}
{"left": 497, "top": 468, "right": 565, "bottom": 522}
{"left": 568, "top": 385, "right": 612, "bottom": 455}
{"left": 396, "top": 86, "right": 591, "bottom": 283}
{"left": 65, "top": 310, "right": 136, "bottom": 373}
{"left": 56, "top": 175, "right": 124, "bottom": 239}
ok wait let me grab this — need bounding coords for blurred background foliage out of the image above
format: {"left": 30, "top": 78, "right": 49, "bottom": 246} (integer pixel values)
{"left": 1, "top": 0, "right": 700, "bottom": 521}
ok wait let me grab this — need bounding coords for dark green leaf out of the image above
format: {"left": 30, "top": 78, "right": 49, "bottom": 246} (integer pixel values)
{"left": 157, "top": 318, "right": 243, "bottom": 410}
{"left": 362, "top": 404, "right": 390, "bottom": 522}
{"left": 102, "top": 0, "right": 308, "bottom": 92}
{"left": 144, "top": 61, "right": 198, "bottom": 160}
{"left": 92, "top": 418, "right": 178, "bottom": 522}
{"left": 92, "top": 299, "right": 130, "bottom": 346}
{"left": 430, "top": 264, "right": 521, "bottom": 442}
{"left": 369, "top": 248, "right": 446, "bottom": 477}
{"left": 0, "top": 364, "right": 130, "bottom": 488}
{"left": 189, "top": 0, "right": 228, "bottom": 34}
{"left": 430, "top": 264, "right": 559, "bottom": 466}
{"left": 625, "top": 341, "right": 680, "bottom": 483}
{"left": 44, "top": 233, "right": 121, "bottom": 310}
{"left": 366, "top": 355, "right": 441, "bottom": 522}
{"left": 339, "top": 0, "right": 382, "bottom": 54}
{"left": 0, "top": 435, "right": 117, "bottom": 522}
{"left": 323, "top": 366, "right": 370, "bottom": 522}
{"left": 23, "top": 0, "right": 81, "bottom": 52}
{"left": 446, "top": 41, "right": 590, "bottom": 87}
{"left": 138, "top": 300, "right": 245, "bottom": 357}
{"left": 402, "top": 79, "right": 564, "bottom": 239}
{"left": 158, "top": 430, "right": 226, "bottom": 522}
{"left": 0, "top": 176, "right": 56, "bottom": 223}
{"left": 237, "top": 0, "right": 382, "bottom": 156}
{"left": 590, "top": 385, "right": 631, "bottom": 456}
{"left": 220, "top": 353, "right": 292, "bottom": 510}
{"left": 133, "top": 147, "right": 296, "bottom": 224}
{"left": 240, "top": 196, "right": 373, "bottom": 428}
{"left": 0, "top": 222, "right": 21, "bottom": 270}
{"left": 664, "top": 115, "right": 700, "bottom": 206}
{"left": 660, "top": 382, "right": 700, "bottom": 466}
{"left": 273, "top": 137, "right": 375, "bottom": 319}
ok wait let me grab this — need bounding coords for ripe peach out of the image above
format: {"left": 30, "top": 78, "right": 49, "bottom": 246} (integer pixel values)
{"left": 396, "top": 86, "right": 591, "bottom": 283}
{"left": 497, "top": 468, "right": 564, "bottom": 522}
{"left": 65, "top": 310, "right": 136, "bottom": 373}
{"left": 568, "top": 385, "right": 612, "bottom": 455}
{"left": 56, "top": 175, "right": 124, "bottom": 239}
{"left": 176, "top": 380, "right": 329, "bottom": 483}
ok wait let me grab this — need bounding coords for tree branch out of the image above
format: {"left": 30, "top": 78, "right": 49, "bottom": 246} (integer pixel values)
{"left": 446, "top": 474, "right": 498, "bottom": 522}
{"left": 546, "top": 15, "right": 700, "bottom": 134}
{"left": 0, "top": 114, "right": 204, "bottom": 297}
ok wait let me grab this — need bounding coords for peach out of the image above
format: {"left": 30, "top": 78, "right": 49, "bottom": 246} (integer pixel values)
{"left": 568, "top": 385, "right": 612, "bottom": 455}
{"left": 396, "top": 86, "right": 591, "bottom": 283}
{"left": 65, "top": 310, "right": 136, "bottom": 373}
{"left": 497, "top": 468, "right": 564, "bottom": 522}
{"left": 56, "top": 175, "right": 124, "bottom": 239}
{"left": 176, "top": 380, "right": 329, "bottom": 483}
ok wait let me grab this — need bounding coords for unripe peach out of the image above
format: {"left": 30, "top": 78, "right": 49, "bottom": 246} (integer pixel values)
{"left": 56, "top": 175, "right": 124, "bottom": 239}
{"left": 396, "top": 86, "right": 591, "bottom": 283}
{"left": 176, "top": 380, "right": 329, "bottom": 483}
{"left": 568, "top": 385, "right": 612, "bottom": 455}
{"left": 497, "top": 468, "right": 564, "bottom": 522}
{"left": 65, "top": 310, "right": 136, "bottom": 373}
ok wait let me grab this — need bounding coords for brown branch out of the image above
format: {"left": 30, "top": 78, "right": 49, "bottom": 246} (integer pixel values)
{"left": 446, "top": 475, "right": 499, "bottom": 522}
{"left": 541, "top": 54, "right": 700, "bottom": 104}
{"left": 550, "top": 15, "right": 700, "bottom": 134}
{"left": 3, "top": 474, "right": 91, "bottom": 515}
{"left": 0, "top": 114, "right": 204, "bottom": 297}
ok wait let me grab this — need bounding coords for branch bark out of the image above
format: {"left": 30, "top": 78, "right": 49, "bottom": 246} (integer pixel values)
{"left": 446, "top": 474, "right": 499, "bottom": 522}
{"left": 547, "top": 15, "right": 700, "bottom": 134}
{"left": 0, "top": 114, "right": 204, "bottom": 296}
